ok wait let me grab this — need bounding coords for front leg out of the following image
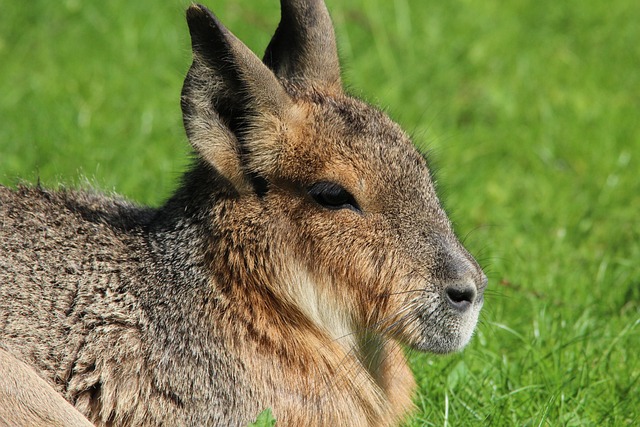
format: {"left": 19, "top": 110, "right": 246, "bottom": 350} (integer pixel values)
{"left": 0, "top": 346, "right": 93, "bottom": 427}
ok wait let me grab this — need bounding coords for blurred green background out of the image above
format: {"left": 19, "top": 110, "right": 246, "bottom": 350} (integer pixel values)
{"left": 1, "top": 0, "right": 638, "bottom": 425}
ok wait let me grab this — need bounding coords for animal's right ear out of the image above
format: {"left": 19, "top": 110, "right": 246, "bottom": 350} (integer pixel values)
{"left": 181, "top": 4, "right": 294, "bottom": 194}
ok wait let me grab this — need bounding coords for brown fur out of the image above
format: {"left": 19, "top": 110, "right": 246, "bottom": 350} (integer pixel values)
{"left": 0, "top": 1, "right": 486, "bottom": 426}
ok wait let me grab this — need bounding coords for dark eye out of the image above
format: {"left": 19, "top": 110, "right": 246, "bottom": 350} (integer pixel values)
{"left": 307, "top": 181, "right": 361, "bottom": 212}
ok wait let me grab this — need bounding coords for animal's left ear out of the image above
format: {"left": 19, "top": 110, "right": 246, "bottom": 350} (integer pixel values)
{"left": 263, "top": 0, "right": 342, "bottom": 93}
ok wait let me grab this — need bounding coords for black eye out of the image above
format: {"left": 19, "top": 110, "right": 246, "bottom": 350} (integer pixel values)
{"left": 307, "top": 181, "right": 361, "bottom": 212}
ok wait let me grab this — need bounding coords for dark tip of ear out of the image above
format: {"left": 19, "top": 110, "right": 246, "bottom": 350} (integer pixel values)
{"left": 186, "top": 4, "right": 212, "bottom": 26}
{"left": 186, "top": 4, "right": 230, "bottom": 46}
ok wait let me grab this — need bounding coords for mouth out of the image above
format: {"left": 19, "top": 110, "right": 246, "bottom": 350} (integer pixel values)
{"left": 389, "top": 295, "right": 483, "bottom": 354}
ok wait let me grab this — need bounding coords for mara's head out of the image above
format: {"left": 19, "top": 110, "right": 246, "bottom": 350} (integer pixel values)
{"left": 180, "top": 1, "right": 486, "bottom": 354}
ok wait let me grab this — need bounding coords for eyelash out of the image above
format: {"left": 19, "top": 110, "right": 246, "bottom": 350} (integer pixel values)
{"left": 307, "top": 181, "right": 361, "bottom": 213}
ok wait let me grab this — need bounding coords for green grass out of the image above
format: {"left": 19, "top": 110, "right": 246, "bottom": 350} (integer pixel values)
{"left": 1, "top": 0, "right": 638, "bottom": 425}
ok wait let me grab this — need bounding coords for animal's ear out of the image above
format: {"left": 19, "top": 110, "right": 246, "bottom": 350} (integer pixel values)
{"left": 181, "top": 4, "right": 294, "bottom": 193}
{"left": 263, "top": 0, "right": 342, "bottom": 93}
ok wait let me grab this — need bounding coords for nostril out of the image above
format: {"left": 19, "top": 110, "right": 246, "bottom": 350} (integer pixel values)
{"left": 445, "top": 285, "right": 476, "bottom": 311}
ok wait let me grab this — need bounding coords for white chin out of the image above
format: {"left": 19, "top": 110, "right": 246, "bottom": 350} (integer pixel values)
{"left": 412, "top": 305, "right": 481, "bottom": 354}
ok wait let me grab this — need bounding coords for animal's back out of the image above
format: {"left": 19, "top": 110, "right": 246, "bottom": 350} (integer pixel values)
{"left": 0, "top": 185, "right": 256, "bottom": 426}
{"left": 0, "top": 186, "right": 154, "bottom": 421}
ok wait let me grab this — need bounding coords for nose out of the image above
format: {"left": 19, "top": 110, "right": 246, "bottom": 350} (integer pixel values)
{"left": 440, "top": 246, "right": 486, "bottom": 311}
{"left": 444, "top": 283, "right": 477, "bottom": 311}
